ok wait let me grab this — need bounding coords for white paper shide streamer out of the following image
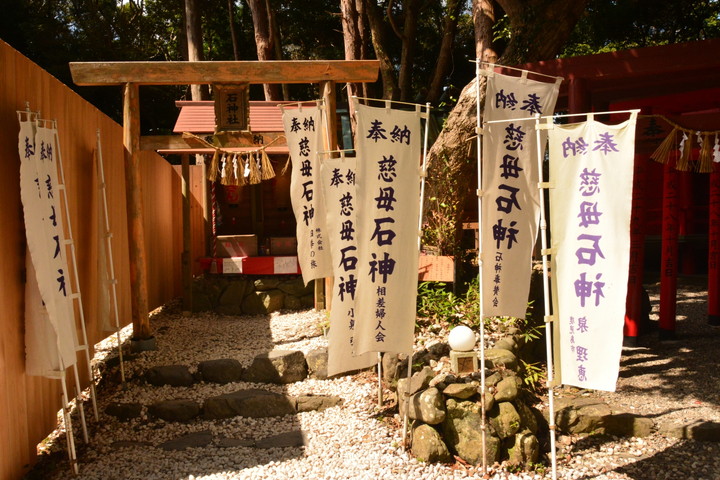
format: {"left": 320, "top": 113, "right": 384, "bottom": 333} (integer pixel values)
{"left": 354, "top": 104, "right": 422, "bottom": 355}
{"left": 320, "top": 156, "right": 375, "bottom": 376}
{"left": 282, "top": 106, "right": 333, "bottom": 284}
{"left": 481, "top": 72, "right": 560, "bottom": 318}
{"left": 549, "top": 116, "right": 637, "bottom": 391}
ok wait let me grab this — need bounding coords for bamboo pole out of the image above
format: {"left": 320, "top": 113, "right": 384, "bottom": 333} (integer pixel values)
{"left": 475, "top": 62, "right": 489, "bottom": 476}
{"left": 96, "top": 130, "right": 126, "bottom": 383}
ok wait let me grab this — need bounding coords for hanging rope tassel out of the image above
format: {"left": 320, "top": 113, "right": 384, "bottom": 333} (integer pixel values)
{"left": 677, "top": 131, "right": 692, "bottom": 172}
{"left": 650, "top": 127, "right": 678, "bottom": 165}
{"left": 698, "top": 133, "right": 714, "bottom": 173}
{"left": 248, "top": 151, "right": 261, "bottom": 184}
{"left": 280, "top": 156, "right": 292, "bottom": 176}
{"left": 260, "top": 149, "right": 276, "bottom": 180}
{"left": 208, "top": 150, "right": 220, "bottom": 182}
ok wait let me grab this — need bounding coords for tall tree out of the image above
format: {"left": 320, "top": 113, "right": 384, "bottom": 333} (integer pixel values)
{"left": 387, "top": 0, "right": 422, "bottom": 101}
{"left": 364, "top": 0, "right": 401, "bottom": 99}
{"left": 426, "top": 0, "right": 464, "bottom": 105}
{"left": 424, "top": 0, "right": 588, "bottom": 255}
{"left": 247, "top": 0, "right": 283, "bottom": 100}
{"left": 185, "top": 0, "right": 208, "bottom": 100}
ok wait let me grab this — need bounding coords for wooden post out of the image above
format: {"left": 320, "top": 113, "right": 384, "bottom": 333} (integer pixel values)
{"left": 123, "top": 83, "right": 152, "bottom": 341}
{"left": 659, "top": 160, "right": 679, "bottom": 340}
{"left": 318, "top": 80, "right": 339, "bottom": 311}
{"left": 181, "top": 154, "right": 193, "bottom": 314}
{"left": 623, "top": 154, "right": 647, "bottom": 345}
{"left": 709, "top": 167, "right": 720, "bottom": 326}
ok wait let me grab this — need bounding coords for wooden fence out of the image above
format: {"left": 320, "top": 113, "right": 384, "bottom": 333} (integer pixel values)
{"left": 0, "top": 40, "right": 192, "bottom": 479}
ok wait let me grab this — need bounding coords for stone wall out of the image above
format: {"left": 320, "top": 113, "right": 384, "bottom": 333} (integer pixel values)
{"left": 191, "top": 275, "right": 315, "bottom": 315}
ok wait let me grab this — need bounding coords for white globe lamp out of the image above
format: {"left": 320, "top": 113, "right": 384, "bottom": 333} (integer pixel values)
{"left": 448, "top": 325, "right": 476, "bottom": 352}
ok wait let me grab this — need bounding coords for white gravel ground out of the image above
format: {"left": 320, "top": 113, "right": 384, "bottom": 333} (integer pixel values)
{"left": 32, "top": 279, "right": 720, "bottom": 480}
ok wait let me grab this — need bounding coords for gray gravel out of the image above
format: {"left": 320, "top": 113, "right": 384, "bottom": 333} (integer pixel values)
{"left": 34, "top": 279, "right": 720, "bottom": 480}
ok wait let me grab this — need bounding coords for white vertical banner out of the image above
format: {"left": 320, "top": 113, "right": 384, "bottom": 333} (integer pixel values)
{"left": 481, "top": 72, "right": 560, "bottom": 318}
{"left": 549, "top": 114, "right": 637, "bottom": 391}
{"left": 282, "top": 105, "right": 333, "bottom": 284}
{"left": 18, "top": 117, "right": 78, "bottom": 377}
{"left": 354, "top": 104, "right": 422, "bottom": 355}
{"left": 320, "top": 155, "right": 375, "bottom": 376}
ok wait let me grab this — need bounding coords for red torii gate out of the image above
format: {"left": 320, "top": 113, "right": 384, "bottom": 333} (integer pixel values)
{"left": 508, "top": 38, "right": 720, "bottom": 344}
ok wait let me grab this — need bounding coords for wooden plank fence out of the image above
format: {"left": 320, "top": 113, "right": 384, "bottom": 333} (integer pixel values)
{"left": 0, "top": 40, "right": 190, "bottom": 479}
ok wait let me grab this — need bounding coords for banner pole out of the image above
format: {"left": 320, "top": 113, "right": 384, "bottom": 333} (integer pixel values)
{"left": 60, "top": 371, "right": 79, "bottom": 475}
{"left": 402, "top": 102, "right": 431, "bottom": 450}
{"left": 54, "top": 123, "right": 99, "bottom": 421}
{"left": 377, "top": 353, "right": 383, "bottom": 408}
{"left": 96, "top": 129, "right": 126, "bottom": 383}
{"left": 535, "top": 114, "right": 558, "bottom": 480}
{"left": 475, "top": 60, "right": 488, "bottom": 476}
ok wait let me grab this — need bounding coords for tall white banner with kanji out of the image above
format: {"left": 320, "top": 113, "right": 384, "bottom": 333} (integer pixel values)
{"left": 549, "top": 114, "right": 637, "bottom": 391}
{"left": 282, "top": 105, "right": 333, "bottom": 284}
{"left": 320, "top": 156, "right": 375, "bottom": 376}
{"left": 354, "top": 104, "right": 422, "bottom": 355}
{"left": 18, "top": 117, "right": 79, "bottom": 377}
{"left": 481, "top": 72, "right": 560, "bottom": 318}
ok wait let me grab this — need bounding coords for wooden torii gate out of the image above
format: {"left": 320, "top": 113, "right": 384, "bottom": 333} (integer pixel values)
{"left": 69, "top": 60, "right": 379, "bottom": 344}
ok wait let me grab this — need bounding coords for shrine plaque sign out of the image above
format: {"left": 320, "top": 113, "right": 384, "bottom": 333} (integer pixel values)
{"left": 214, "top": 83, "right": 250, "bottom": 132}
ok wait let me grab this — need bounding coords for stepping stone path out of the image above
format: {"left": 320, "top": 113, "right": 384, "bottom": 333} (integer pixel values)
{"left": 106, "top": 348, "right": 343, "bottom": 450}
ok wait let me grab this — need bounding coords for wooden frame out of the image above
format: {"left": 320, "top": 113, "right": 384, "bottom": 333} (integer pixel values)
{"left": 70, "top": 60, "right": 379, "bottom": 339}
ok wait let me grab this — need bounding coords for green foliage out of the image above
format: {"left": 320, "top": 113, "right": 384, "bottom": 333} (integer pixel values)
{"left": 416, "top": 279, "right": 483, "bottom": 331}
{"left": 562, "top": 0, "right": 720, "bottom": 57}
{"left": 518, "top": 360, "right": 546, "bottom": 392}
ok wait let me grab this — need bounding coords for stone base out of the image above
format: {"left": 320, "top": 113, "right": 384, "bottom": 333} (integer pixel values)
{"left": 450, "top": 350, "right": 478, "bottom": 374}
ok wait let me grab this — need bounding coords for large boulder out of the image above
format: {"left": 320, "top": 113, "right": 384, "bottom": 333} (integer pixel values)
{"left": 203, "top": 388, "right": 295, "bottom": 419}
{"left": 242, "top": 350, "right": 308, "bottom": 384}
{"left": 604, "top": 413, "right": 655, "bottom": 438}
{"left": 402, "top": 387, "right": 446, "bottom": 425}
{"left": 483, "top": 348, "right": 518, "bottom": 371}
{"left": 494, "top": 376, "right": 519, "bottom": 402}
{"left": 145, "top": 365, "right": 194, "bottom": 387}
{"left": 506, "top": 432, "right": 540, "bottom": 467}
{"left": 443, "top": 398, "right": 500, "bottom": 465}
{"left": 489, "top": 401, "right": 522, "bottom": 439}
{"left": 397, "top": 366, "right": 435, "bottom": 398}
{"left": 218, "top": 279, "right": 254, "bottom": 306}
{"left": 198, "top": 358, "right": 244, "bottom": 384}
{"left": 442, "top": 382, "right": 477, "bottom": 400}
{"left": 411, "top": 424, "right": 453, "bottom": 463}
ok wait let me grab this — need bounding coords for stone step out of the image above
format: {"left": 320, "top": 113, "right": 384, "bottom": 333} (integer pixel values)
{"left": 142, "top": 348, "right": 331, "bottom": 387}
{"left": 111, "top": 429, "right": 308, "bottom": 452}
{"left": 106, "top": 389, "right": 342, "bottom": 422}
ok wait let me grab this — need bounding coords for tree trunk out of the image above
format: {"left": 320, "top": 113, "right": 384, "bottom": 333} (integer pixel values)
{"left": 341, "top": 0, "right": 362, "bottom": 133}
{"left": 363, "top": 0, "right": 399, "bottom": 100}
{"left": 228, "top": 0, "right": 240, "bottom": 60}
{"left": 247, "top": 0, "right": 282, "bottom": 100}
{"left": 184, "top": 0, "right": 208, "bottom": 100}
{"left": 355, "top": 0, "right": 370, "bottom": 97}
{"left": 473, "top": 0, "right": 497, "bottom": 63}
{"left": 341, "top": 0, "right": 361, "bottom": 98}
{"left": 426, "top": 0, "right": 463, "bottom": 105}
{"left": 425, "top": 0, "right": 588, "bottom": 255}
{"left": 395, "top": 0, "right": 420, "bottom": 102}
